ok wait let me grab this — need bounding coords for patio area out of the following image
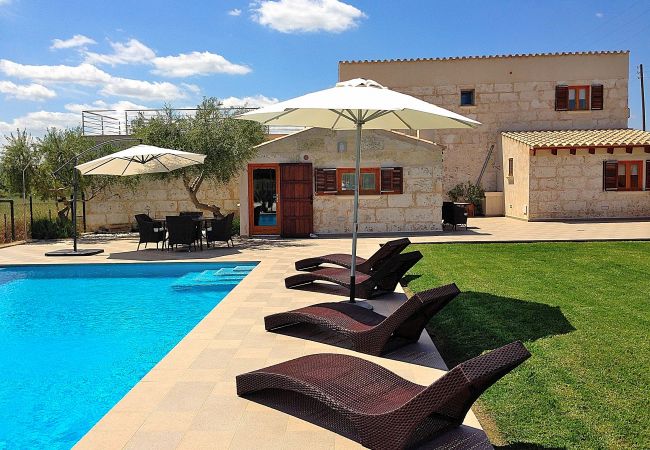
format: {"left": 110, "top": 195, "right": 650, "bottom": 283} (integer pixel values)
{"left": 1, "top": 217, "right": 648, "bottom": 449}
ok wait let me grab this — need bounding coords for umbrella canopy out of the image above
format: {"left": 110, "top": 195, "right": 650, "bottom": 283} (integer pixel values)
{"left": 75, "top": 144, "right": 205, "bottom": 176}
{"left": 236, "top": 78, "right": 480, "bottom": 130}
{"left": 236, "top": 78, "right": 480, "bottom": 305}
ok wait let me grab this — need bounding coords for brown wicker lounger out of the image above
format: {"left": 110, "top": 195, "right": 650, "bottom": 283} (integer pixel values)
{"left": 236, "top": 341, "right": 531, "bottom": 450}
{"left": 294, "top": 238, "right": 411, "bottom": 272}
{"left": 284, "top": 251, "right": 423, "bottom": 298}
{"left": 265, "top": 283, "right": 460, "bottom": 355}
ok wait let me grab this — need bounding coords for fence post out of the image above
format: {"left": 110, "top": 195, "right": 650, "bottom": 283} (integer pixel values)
{"left": 29, "top": 195, "right": 34, "bottom": 234}
{"left": 9, "top": 200, "right": 14, "bottom": 241}
{"left": 3, "top": 214, "right": 6, "bottom": 241}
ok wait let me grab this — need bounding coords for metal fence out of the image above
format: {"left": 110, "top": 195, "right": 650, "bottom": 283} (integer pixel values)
{"left": 0, "top": 196, "right": 75, "bottom": 243}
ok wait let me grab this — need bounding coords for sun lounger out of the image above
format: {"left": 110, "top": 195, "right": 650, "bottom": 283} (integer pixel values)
{"left": 294, "top": 238, "right": 411, "bottom": 272}
{"left": 284, "top": 251, "right": 423, "bottom": 298}
{"left": 236, "top": 341, "right": 531, "bottom": 450}
{"left": 265, "top": 283, "right": 460, "bottom": 355}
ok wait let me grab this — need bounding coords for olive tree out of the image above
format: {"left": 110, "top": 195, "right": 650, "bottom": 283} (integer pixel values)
{"left": 131, "top": 98, "right": 265, "bottom": 216}
{"left": 0, "top": 129, "right": 38, "bottom": 195}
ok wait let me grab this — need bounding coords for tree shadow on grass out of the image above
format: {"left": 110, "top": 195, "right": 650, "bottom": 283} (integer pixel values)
{"left": 427, "top": 291, "right": 575, "bottom": 367}
{"left": 493, "top": 444, "right": 566, "bottom": 450}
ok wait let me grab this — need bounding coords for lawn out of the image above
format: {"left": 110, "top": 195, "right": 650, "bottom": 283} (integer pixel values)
{"left": 406, "top": 241, "right": 649, "bottom": 450}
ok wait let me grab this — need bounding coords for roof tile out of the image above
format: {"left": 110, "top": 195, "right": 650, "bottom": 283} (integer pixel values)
{"left": 501, "top": 129, "right": 650, "bottom": 148}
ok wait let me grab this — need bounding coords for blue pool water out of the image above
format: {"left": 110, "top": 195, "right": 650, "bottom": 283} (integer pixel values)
{"left": 0, "top": 262, "right": 256, "bottom": 449}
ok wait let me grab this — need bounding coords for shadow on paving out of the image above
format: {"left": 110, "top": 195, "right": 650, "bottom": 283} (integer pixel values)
{"left": 427, "top": 291, "right": 575, "bottom": 367}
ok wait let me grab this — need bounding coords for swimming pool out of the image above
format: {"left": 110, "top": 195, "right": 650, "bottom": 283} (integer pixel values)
{"left": 0, "top": 262, "right": 256, "bottom": 449}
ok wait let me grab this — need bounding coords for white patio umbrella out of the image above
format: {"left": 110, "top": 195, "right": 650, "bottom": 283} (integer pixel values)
{"left": 236, "top": 78, "right": 480, "bottom": 305}
{"left": 75, "top": 144, "right": 206, "bottom": 176}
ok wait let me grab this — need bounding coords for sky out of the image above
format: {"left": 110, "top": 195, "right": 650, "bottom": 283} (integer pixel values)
{"left": 0, "top": 0, "right": 648, "bottom": 138}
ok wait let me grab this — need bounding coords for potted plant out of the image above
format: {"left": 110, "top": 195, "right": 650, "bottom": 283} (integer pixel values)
{"left": 447, "top": 182, "right": 484, "bottom": 217}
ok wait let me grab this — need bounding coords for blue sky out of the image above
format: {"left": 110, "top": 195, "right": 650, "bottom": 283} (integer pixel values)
{"left": 0, "top": 0, "right": 648, "bottom": 137}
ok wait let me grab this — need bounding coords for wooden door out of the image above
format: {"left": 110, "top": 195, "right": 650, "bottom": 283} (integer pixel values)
{"left": 248, "top": 163, "right": 281, "bottom": 235}
{"left": 280, "top": 163, "right": 313, "bottom": 238}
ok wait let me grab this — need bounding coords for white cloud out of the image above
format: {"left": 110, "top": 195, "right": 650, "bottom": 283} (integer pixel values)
{"left": 100, "top": 77, "right": 186, "bottom": 101}
{"left": 181, "top": 83, "right": 201, "bottom": 94}
{"left": 220, "top": 94, "right": 278, "bottom": 108}
{"left": 84, "top": 39, "right": 156, "bottom": 66}
{"left": 0, "top": 60, "right": 111, "bottom": 85}
{"left": 152, "top": 51, "right": 251, "bottom": 77}
{"left": 0, "top": 0, "right": 12, "bottom": 6}
{"left": 50, "top": 34, "right": 96, "bottom": 50}
{"left": 251, "top": 0, "right": 365, "bottom": 33}
{"left": 595, "top": 12, "right": 604, "bottom": 18}
{"left": 0, "top": 110, "right": 81, "bottom": 136}
{"left": 64, "top": 100, "right": 150, "bottom": 115}
{"left": 228, "top": 8, "right": 242, "bottom": 16}
{"left": 0, "top": 81, "right": 56, "bottom": 101}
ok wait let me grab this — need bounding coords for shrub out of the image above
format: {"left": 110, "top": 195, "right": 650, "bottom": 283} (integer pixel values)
{"left": 31, "top": 218, "right": 74, "bottom": 239}
{"left": 231, "top": 216, "right": 240, "bottom": 236}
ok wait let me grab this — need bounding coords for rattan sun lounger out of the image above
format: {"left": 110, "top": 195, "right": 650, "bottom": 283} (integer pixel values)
{"left": 236, "top": 341, "right": 531, "bottom": 450}
{"left": 284, "top": 251, "right": 423, "bottom": 298}
{"left": 294, "top": 238, "right": 411, "bottom": 272}
{"left": 265, "top": 283, "right": 460, "bottom": 355}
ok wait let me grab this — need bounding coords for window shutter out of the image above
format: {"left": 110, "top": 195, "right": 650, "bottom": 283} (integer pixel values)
{"left": 380, "top": 167, "right": 403, "bottom": 194}
{"left": 314, "top": 168, "right": 337, "bottom": 194}
{"left": 555, "top": 85, "right": 569, "bottom": 111}
{"left": 646, "top": 161, "right": 650, "bottom": 190}
{"left": 591, "top": 84, "right": 604, "bottom": 110}
{"left": 603, "top": 160, "right": 618, "bottom": 191}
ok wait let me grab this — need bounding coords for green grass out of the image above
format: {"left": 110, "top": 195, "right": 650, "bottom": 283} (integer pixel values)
{"left": 0, "top": 195, "right": 57, "bottom": 241}
{"left": 406, "top": 242, "right": 649, "bottom": 450}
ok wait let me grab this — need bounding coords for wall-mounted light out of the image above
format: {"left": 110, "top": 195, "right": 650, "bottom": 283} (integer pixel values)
{"left": 337, "top": 141, "right": 347, "bottom": 153}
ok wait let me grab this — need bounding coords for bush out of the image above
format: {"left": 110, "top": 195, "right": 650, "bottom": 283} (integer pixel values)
{"left": 231, "top": 216, "right": 240, "bottom": 236}
{"left": 31, "top": 218, "right": 74, "bottom": 239}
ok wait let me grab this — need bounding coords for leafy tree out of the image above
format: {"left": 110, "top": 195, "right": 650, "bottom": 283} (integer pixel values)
{"left": 24, "top": 127, "right": 129, "bottom": 219}
{"left": 0, "top": 129, "right": 38, "bottom": 195}
{"left": 131, "top": 98, "right": 265, "bottom": 216}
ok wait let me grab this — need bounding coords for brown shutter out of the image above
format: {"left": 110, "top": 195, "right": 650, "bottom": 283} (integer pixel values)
{"left": 603, "top": 160, "right": 618, "bottom": 191}
{"left": 591, "top": 84, "right": 604, "bottom": 110}
{"left": 555, "top": 85, "right": 569, "bottom": 111}
{"left": 314, "top": 168, "right": 337, "bottom": 194}
{"left": 380, "top": 167, "right": 403, "bottom": 194}
{"left": 646, "top": 161, "right": 650, "bottom": 190}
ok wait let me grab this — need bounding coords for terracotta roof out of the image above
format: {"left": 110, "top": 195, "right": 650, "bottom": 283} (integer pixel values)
{"left": 501, "top": 129, "right": 650, "bottom": 148}
{"left": 340, "top": 50, "right": 628, "bottom": 65}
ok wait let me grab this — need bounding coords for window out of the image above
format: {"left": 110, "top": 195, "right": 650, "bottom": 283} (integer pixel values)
{"left": 460, "top": 89, "right": 475, "bottom": 106}
{"left": 337, "top": 168, "right": 380, "bottom": 195}
{"left": 315, "top": 167, "right": 403, "bottom": 195}
{"left": 556, "top": 84, "right": 604, "bottom": 111}
{"left": 603, "top": 160, "right": 643, "bottom": 191}
{"left": 508, "top": 158, "right": 514, "bottom": 177}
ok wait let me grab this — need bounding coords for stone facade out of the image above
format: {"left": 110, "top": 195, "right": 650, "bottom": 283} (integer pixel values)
{"left": 240, "top": 127, "right": 443, "bottom": 236}
{"left": 339, "top": 51, "right": 630, "bottom": 194}
{"left": 86, "top": 177, "right": 240, "bottom": 230}
{"left": 502, "top": 134, "right": 650, "bottom": 220}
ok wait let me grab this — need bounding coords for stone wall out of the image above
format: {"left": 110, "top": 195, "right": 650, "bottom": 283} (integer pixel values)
{"left": 86, "top": 177, "right": 240, "bottom": 230}
{"left": 528, "top": 149, "right": 650, "bottom": 219}
{"left": 240, "top": 128, "right": 443, "bottom": 235}
{"left": 339, "top": 52, "right": 629, "bottom": 194}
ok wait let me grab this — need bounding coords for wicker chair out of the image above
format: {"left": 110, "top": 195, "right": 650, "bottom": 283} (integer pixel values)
{"left": 134, "top": 214, "right": 166, "bottom": 250}
{"left": 442, "top": 201, "right": 468, "bottom": 231}
{"left": 285, "top": 251, "right": 423, "bottom": 299}
{"left": 166, "top": 215, "right": 196, "bottom": 251}
{"left": 265, "top": 283, "right": 460, "bottom": 355}
{"left": 237, "top": 341, "right": 531, "bottom": 450}
{"left": 206, "top": 212, "right": 235, "bottom": 248}
{"left": 294, "top": 238, "right": 411, "bottom": 273}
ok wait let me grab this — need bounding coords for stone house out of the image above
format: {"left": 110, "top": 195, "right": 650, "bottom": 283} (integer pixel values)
{"left": 86, "top": 50, "right": 649, "bottom": 231}
{"left": 339, "top": 51, "right": 641, "bottom": 218}
{"left": 502, "top": 129, "right": 650, "bottom": 220}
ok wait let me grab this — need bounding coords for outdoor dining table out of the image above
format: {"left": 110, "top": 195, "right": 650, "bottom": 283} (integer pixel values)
{"left": 154, "top": 216, "right": 216, "bottom": 251}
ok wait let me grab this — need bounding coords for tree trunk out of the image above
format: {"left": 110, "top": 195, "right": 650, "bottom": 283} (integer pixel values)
{"left": 182, "top": 174, "right": 224, "bottom": 218}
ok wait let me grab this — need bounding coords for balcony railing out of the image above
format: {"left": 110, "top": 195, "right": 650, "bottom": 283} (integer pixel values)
{"left": 81, "top": 108, "right": 303, "bottom": 137}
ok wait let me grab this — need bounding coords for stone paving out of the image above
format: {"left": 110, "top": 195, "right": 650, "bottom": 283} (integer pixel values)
{"left": 1, "top": 217, "right": 648, "bottom": 449}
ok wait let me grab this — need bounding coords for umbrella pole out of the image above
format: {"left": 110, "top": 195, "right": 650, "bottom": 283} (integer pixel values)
{"left": 349, "top": 118, "right": 372, "bottom": 310}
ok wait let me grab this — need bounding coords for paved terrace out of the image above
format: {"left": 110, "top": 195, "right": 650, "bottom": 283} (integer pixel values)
{"left": 1, "top": 217, "right": 649, "bottom": 450}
